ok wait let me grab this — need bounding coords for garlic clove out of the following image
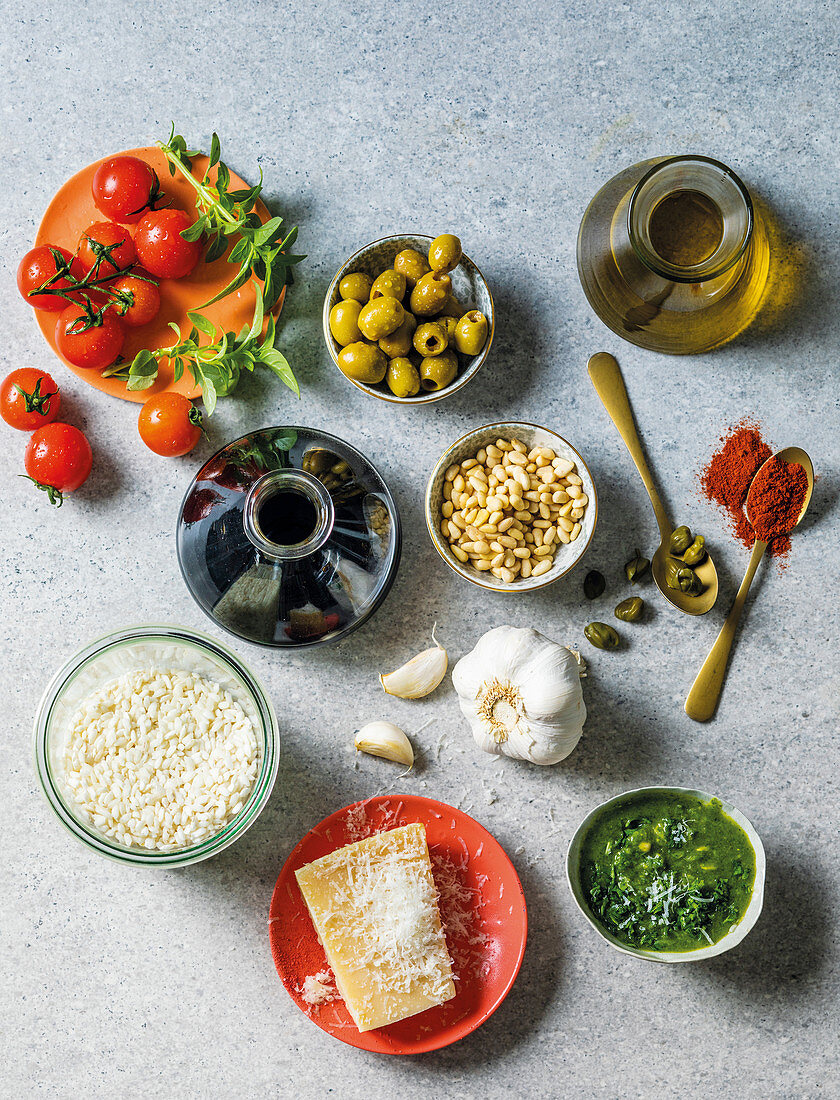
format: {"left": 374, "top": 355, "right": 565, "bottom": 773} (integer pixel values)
{"left": 354, "top": 721, "right": 414, "bottom": 767}
{"left": 380, "top": 632, "right": 448, "bottom": 699}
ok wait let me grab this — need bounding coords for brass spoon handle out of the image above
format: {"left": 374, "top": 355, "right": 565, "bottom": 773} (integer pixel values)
{"left": 587, "top": 352, "right": 672, "bottom": 541}
{"left": 684, "top": 539, "right": 768, "bottom": 722}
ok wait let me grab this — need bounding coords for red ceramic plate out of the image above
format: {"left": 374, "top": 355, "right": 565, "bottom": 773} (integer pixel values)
{"left": 269, "top": 795, "right": 527, "bottom": 1054}
{"left": 33, "top": 146, "right": 283, "bottom": 402}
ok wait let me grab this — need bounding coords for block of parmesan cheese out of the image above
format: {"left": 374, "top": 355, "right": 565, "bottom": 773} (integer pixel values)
{"left": 295, "top": 823, "right": 456, "bottom": 1031}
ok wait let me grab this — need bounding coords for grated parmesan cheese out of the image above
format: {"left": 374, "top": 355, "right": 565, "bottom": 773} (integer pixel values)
{"left": 299, "top": 970, "right": 338, "bottom": 1006}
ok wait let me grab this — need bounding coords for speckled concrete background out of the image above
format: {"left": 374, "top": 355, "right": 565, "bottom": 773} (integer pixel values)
{"left": 2, "top": 1, "right": 838, "bottom": 1097}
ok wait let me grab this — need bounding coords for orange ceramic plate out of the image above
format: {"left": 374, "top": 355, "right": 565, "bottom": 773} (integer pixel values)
{"left": 34, "top": 146, "right": 283, "bottom": 402}
{"left": 269, "top": 795, "right": 528, "bottom": 1054}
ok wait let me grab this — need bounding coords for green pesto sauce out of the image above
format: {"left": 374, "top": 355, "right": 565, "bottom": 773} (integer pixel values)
{"left": 580, "top": 792, "right": 756, "bottom": 953}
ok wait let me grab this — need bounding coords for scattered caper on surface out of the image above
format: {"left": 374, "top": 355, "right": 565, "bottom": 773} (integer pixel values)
{"left": 664, "top": 556, "right": 703, "bottom": 596}
{"left": 615, "top": 596, "right": 644, "bottom": 622}
{"left": 428, "top": 233, "right": 462, "bottom": 274}
{"left": 624, "top": 549, "right": 650, "bottom": 583}
{"left": 584, "top": 622, "right": 620, "bottom": 650}
{"left": 386, "top": 357, "right": 420, "bottom": 398}
{"left": 669, "top": 525, "right": 693, "bottom": 555}
{"left": 584, "top": 570, "right": 606, "bottom": 600}
{"left": 338, "top": 272, "right": 373, "bottom": 303}
{"left": 682, "top": 535, "right": 707, "bottom": 566}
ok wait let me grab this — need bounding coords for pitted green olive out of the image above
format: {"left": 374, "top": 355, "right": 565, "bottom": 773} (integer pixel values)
{"left": 438, "top": 293, "right": 465, "bottom": 318}
{"left": 682, "top": 535, "right": 707, "bottom": 566}
{"left": 664, "top": 557, "right": 703, "bottom": 596}
{"left": 439, "top": 315, "right": 458, "bottom": 340}
{"left": 413, "top": 321, "right": 449, "bottom": 357}
{"left": 584, "top": 622, "right": 620, "bottom": 650}
{"left": 357, "top": 296, "right": 405, "bottom": 340}
{"left": 428, "top": 233, "right": 462, "bottom": 274}
{"left": 337, "top": 341, "right": 388, "bottom": 384}
{"left": 615, "top": 596, "right": 644, "bottom": 622}
{"left": 386, "top": 357, "right": 420, "bottom": 398}
{"left": 419, "top": 349, "right": 458, "bottom": 391}
{"left": 370, "top": 269, "right": 407, "bottom": 302}
{"left": 328, "top": 299, "right": 363, "bottom": 346}
{"left": 393, "top": 249, "right": 430, "bottom": 288}
{"left": 454, "top": 310, "right": 489, "bottom": 356}
{"left": 410, "top": 271, "right": 452, "bottom": 317}
{"left": 378, "top": 312, "right": 416, "bottom": 358}
{"left": 338, "top": 272, "right": 373, "bottom": 303}
{"left": 669, "top": 525, "right": 693, "bottom": 555}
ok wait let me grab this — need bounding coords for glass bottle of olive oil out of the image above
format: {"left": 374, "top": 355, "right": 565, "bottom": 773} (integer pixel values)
{"left": 577, "top": 155, "right": 770, "bottom": 354}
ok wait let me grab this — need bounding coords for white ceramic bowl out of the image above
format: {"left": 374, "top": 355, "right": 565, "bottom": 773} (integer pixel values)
{"left": 566, "top": 786, "right": 766, "bottom": 963}
{"left": 425, "top": 421, "right": 598, "bottom": 592}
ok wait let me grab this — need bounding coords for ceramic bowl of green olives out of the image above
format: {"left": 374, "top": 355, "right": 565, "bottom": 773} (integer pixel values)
{"left": 323, "top": 233, "right": 494, "bottom": 405}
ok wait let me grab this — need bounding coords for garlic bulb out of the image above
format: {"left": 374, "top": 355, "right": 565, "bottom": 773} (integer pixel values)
{"left": 451, "top": 626, "right": 586, "bottom": 765}
{"left": 354, "top": 721, "right": 414, "bottom": 767}
{"left": 380, "top": 630, "right": 448, "bottom": 699}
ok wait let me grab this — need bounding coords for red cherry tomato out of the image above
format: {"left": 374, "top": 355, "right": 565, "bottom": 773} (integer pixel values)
{"left": 17, "top": 245, "right": 85, "bottom": 312}
{"left": 24, "top": 422, "right": 92, "bottom": 506}
{"left": 138, "top": 393, "right": 203, "bottom": 457}
{"left": 55, "top": 303, "right": 125, "bottom": 370}
{"left": 0, "top": 368, "right": 61, "bottom": 430}
{"left": 76, "top": 221, "right": 137, "bottom": 277}
{"left": 92, "top": 156, "right": 162, "bottom": 223}
{"left": 134, "top": 209, "right": 202, "bottom": 279}
{"left": 110, "top": 272, "right": 161, "bottom": 327}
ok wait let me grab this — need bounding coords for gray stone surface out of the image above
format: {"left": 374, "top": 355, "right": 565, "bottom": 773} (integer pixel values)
{"left": 2, "top": 1, "right": 838, "bottom": 1096}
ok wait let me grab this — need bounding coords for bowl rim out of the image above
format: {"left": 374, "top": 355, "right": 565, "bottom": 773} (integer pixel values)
{"left": 33, "top": 623, "right": 279, "bottom": 867}
{"left": 565, "top": 785, "right": 766, "bottom": 963}
{"left": 322, "top": 232, "right": 495, "bottom": 406}
{"left": 424, "top": 421, "right": 599, "bottom": 593}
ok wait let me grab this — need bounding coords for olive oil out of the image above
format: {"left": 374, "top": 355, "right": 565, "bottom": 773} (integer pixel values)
{"left": 258, "top": 489, "right": 318, "bottom": 545}
{"left": 648, "top": 189, "right": 724, "bottom": 267}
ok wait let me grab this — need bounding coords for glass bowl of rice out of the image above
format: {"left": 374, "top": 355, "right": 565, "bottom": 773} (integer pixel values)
{"left": 34, "top": 624, "right": 279, "bottom": 867}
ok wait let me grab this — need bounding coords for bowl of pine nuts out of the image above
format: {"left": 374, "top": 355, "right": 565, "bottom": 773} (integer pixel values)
{"left": 425, "top": 423, "right": 597, "bottom": 592}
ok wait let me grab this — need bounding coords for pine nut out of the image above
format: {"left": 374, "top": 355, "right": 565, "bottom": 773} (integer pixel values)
{"left": 570, "top": 522, "right": 581, "bottom": 541}
{"left": 463, "top": 510, "right": 478, "bottom": 526}
{"left": 557, "top": 528, "right": 570, "bottom": 543}
{"left": 490, "top": 541, "right": 503, "bottom": 553}
{"left": 513, "top": 467, "right": 530, "bottom": 490}
{"left": 498, "top": 535, "right": 517, "bottom": 549}
{"left": 498, "top": 517, "right": 514, "bottom": 532}
{"left": 514, "top": 510, "right": 532, "bottom": 522}
{"left": 533, "top": 528, "right": 543, "bottom": 547}
{"left": 576, "top": 493, "right": 589, "bottom": 508}
{"left": 474, "top": 508, "right": 490, "bottom": 526}
{"left": 558, "top": 501, "right": 574, "bottom": 517}
{"left": 453, "top": 474, "right": 465, "bottom": 491}
{"left": 508, "top": 450, "right": 527, "bottom": 466}
{"left": 495, "top": 439, "right": 512, "bottom": 451}
{"left": 451, "top": 545, "right": 468, "bottom": 562}
{"left": 552, "top": 490, "right": 569, "bottom": 504}
{"left": 447, "top": 520, "right": 460, "bottom": 541}
{"left": 539, "top": 502, "right": 551, "bottom": 519}
{"left": 491, "top": 551, "right": 506, "bottom": 568}
{"left": 476, "top": 490, "right": 488, "bottom": 508}
{"left": 474, "top": 559, "right": 492, "bottom": 570}
{"left": 488, "top": 510, "right": 503, "bottom": 525}
{"left": 526, "top": 462, "right": 537, "bottom": 474}
{"left": 445, "top": 465, "right": 459, "bottom": 481}
{"left": 566, "top": 485, "right": 582, "bottom": 500}
{"left": 492, "top": 464, "right": 507, "bottom": 481}
{"left": 443, "top": 482, "right": 453, "bottom": 500}
{"left": 557, "top": 516, "right": 574, "bottom": 532}
{"left": 500, "top": 567, "right": 516, "bottom": 583}
{"left": 476, "top": 448, "right": 487, "bottom": 465}
{"left": 513, "top": 546, "right": 530, "bottom": 559}
{"left": 511, "top": 438, "right": 527, "bottom": 453}
{"left": 531, "top": 559, "right": 552, "bottom": 577}
{"left": 566, "top": 473, "right": 583, "bottom": 486}
{"left": 442, "top": 501, "right": 453, "bottom": 518}
{"left": 461, "top": 458, "right": 478, "bottom": 470}
{"left": 552, "top": 458, "right": 574, "bottom": 476}
{"left": 486, "top": 444, "right": 502, "bottom": 460}
{"left": 537, "top": 466, "right": 555, "bottom": 484}
{"left": 544, "top": 526, "right": 557, "bottom": 545}
{"left": 521, "top": 559, "right": 532, "bottom": 578}
{"left": 440, "top": 519, "right": 450, "bottom": 537}
{"left": 570, "top": 508, "right": 585, "bottom": 521}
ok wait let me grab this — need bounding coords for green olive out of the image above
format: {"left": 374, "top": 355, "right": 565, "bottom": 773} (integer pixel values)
{"left": 370, "top": 269, "right": 407, "bottom": 302}
{"left": 438, "top": 293, "right": 465, "bottom": 319}
{"left": 428, "top": 233, "right": 462, "bottom": 274}
{"left": 615, "top": 596, "right": 644, "bottom": 622}
{"left": 624, "top": 549, "right": 650, "bottom": 583}
{"left": 669, "top": 525, "right": 693, "bottom": 555}
{"left": 393, "top": 248, "right": 430, "bottom": 288}
{"left": 419, "top": 349, "right": 458, "bottom": 391}
{"left": 357, "top": 296, "right": 405, "bottom": 340}
{"left": 584, "top": 622, "right": 620, "bottom": 650}
{"left": 682, "top": 535, "right": 707, "bottom": 566}
{"left": 413, "top": 321, "right": 449, "bottom": 357}
{"left": 328, "top": 299, "right": 363, "bottom": 346}
{"left": 454, "top": 310, "right": 489, "bottom": 356}
{"left": 338, "top": 272, "right": 373, "bottom": 303}
{"left": 378, "top": 312, "right": 417, "bottom": 358}
{"left": 664, "top": 556, "right": 703, "bottom": 596}
{"left": 439, "top": 315, "right": 458, "bottom": 340}
{"left": 410, "top": 272, "right": 452, "bottom": 317}
{"left": 336, "top": 341, "right": 388, "bottom": 384}
{"left": 386, "top": 357, "right": 420, "bottom": 398}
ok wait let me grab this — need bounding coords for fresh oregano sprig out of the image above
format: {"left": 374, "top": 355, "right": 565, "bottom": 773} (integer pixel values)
{"left": 157, "top": 125, "right": 304, "bottom": 310}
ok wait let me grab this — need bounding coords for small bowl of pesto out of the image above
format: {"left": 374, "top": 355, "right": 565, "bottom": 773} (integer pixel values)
{"left": 566, "top": 787, "right": 765, "bottom": 962}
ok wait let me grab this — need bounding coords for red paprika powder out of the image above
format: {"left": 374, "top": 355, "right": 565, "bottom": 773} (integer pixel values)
{"left": 747, "top": 456, "right": 808, "bottom": 542}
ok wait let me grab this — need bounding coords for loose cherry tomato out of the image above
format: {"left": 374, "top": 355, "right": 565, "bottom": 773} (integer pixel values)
{"left": 92, "top": 156, "right": 163, "bottom": 223}
{"left": 110, "top": 271, "right": 161, "bottom": 327}
{"left": 17, "top": 245, "right": 85, "bottom": 312}
{"left": 76, "top": 221, "right": 137, "bottom": 277}
{"left": 24, "top": 422, "right": 92, "bottom": 506}
{"left": 55, "top": 303, "right": 125, "bottom": 370}
{"left": 0, "top": 368, "right": 61, "bottom": 430}
{"left": 134, "top": 209, "right": 202, "bottom": 279}
{"left": 138, "top": 392, "right": 203, "bottom": 457}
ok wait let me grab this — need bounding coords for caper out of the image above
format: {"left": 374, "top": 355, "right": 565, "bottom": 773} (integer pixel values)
{"left": 413, "top": 321, "right": 449, "bottom": 357}
{"left": 410, "top": 271, "right": 452, "bottom": 317}
{"left": 357, "top": 296, "right": 405, "bottom": 340}
{"left": 378, "top": 312, "right": 416, "bottom": 358}
{"left": 428, "top": 233, "right": 462, "bottom": 274}
{"left": 583, "top": 570, "right": 606, "bottom": 600}
{"left": 328, "top": 299, "right": 363, "bottom": 346}
{"left": 338, "top": 272, "right": 373, "bottom": 303}
{"left": 336, "top": 342, "right": 388, "bottom": 384}
{"left": 386, "top": 357, "right": 420, "bottom": 398}
{"left": 370, "top": 269, "right": 407, "bottom": 302}
{"left": 454, "top": 310, "right": 489, "bottom": 356}
{"left": 682, "top": 535, "right": 707, "bottom": 566}
{"left": 419, "top": 349, "right": 458, "bottom": 391}
{"left": 624, "top": 549, "right": 650, "bottom": 583}
{"left": 584, "top": 622, "right": 620, "bottom": 650}
{"left": 615, "top": 596, "right": 644, "bottom": 622}
{"left": 669, "top": 525, "right": 693, "bottom": 555}
{"left": 393, "top": 248, "right": 430, "bottom": 288}
{"left": 664, "top": 556, "right": 703, "bottom": 596}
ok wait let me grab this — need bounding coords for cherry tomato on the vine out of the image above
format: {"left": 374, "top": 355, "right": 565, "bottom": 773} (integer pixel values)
{"left": 110, "top": 271, "right": 161, "bottom": 327}
{"left": 134, "top": 209, "right": 202, "bottom": 279}
{"left": 0, "top": 368, "right": 61, "bottom": 430}
{"left": 55, "top": 303, "right": 125, "bottom": 371}
{"left": 76, "top": 221, "right": 137, "bottom": 277}
{"left": 24, "top": 422, "right": 92, "bottom": 506}
{"left": 92, "top": 155, "right": 162, "bottom": 223}
{"left": 138, "top": 392, "right": 203, "bottom": 457}
{"left": 17, "top": 245, "right": 85, "bottom": 312}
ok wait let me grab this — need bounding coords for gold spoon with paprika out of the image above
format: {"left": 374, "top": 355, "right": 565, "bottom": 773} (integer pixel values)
{"left": 685, "top": 446, "right": 814, "bottom": 722}
{"left": 587, "top": 351, "right": 718, "bottom": 616}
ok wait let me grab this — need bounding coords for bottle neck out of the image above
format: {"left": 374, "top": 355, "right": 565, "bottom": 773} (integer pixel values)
{"left": 243, "top": 469, "right": 335, "bottom": 561}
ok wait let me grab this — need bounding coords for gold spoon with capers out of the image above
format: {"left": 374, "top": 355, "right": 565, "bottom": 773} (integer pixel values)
{"left": 587, "top": 351, "right": 718, "bottom": 616}
{"left": 684, "top": 446, "right": 814, "bottom": 722}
